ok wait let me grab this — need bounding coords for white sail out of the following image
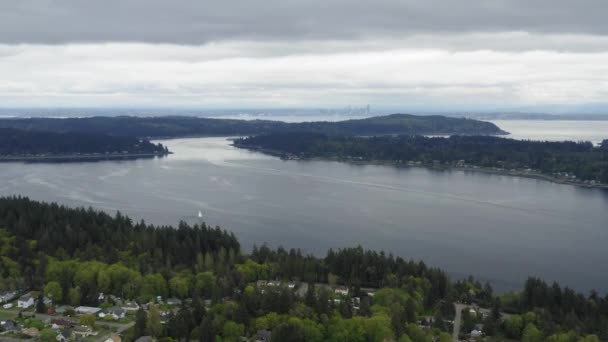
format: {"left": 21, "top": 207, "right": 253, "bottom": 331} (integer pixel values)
{"left": 198, "top": 210, "right": 203, "bottom": 218}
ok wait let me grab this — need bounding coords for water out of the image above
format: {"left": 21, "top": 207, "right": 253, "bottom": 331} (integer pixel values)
{"left": 1, "top": 134, "right": 607, "bottom": 293}
{"left": 492, "top": 120, "right": 608, "bottom": 145}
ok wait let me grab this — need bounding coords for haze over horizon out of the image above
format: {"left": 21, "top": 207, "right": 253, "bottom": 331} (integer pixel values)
{"left": 1, "top": 0, "right": 608, "bottom": 113}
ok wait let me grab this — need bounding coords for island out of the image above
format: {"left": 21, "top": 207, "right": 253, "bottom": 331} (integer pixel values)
{"left": 0, "top": 196, "right": 605, "bottom": 341}
{"left": 0, "top": 128, "right": 169, "bottom": 162}
{"left": 0, "top": 113, "right": 506, "bottom": 138}
{"left": 234, "top": 133, "right": 608, "bottom": 187}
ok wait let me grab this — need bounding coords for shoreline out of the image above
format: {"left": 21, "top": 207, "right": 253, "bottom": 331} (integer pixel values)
{"left": 234, "top": 144, "right": 608, "bottom": 190}
{"left": 0, "top": 152, "right": 170, "bottom": 163}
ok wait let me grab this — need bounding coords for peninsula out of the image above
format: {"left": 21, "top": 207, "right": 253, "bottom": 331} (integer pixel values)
{"left": 0, "top": 128, "right": 169, "bottom": 162}
{"left": 0, "top": 114, "right": 506, "bottom": 138}
{"left": 234, "top": 133, "right": 608, "bottom": 188}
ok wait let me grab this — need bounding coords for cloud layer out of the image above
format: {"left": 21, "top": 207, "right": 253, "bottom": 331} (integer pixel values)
{"left": 0, "top": 1, "right": 607, "bottom": 110}
{"left": 2, "top": 0, "right": 607, "bottom": 44}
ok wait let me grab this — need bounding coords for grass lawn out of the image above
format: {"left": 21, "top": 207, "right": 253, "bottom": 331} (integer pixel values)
{"left": 0, "top": 311, "right": 16, "bottom": 318}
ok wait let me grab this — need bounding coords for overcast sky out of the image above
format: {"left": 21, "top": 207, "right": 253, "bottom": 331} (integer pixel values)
{"left": 1, "top": 0, "right": 607, "bottom": 111}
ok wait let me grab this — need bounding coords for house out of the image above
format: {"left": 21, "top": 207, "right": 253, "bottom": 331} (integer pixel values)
{"left": 0, "top": 290, "right": 16, "bottom": 303}
{"left": 419, "top": 316, "right": 434, "bottom": 329}
{"left": 256, "top": 280, "right": 268, "bottom": 287}
{"left": 104, "top": 333, "right": 122, "bottom": 342}
{"left": 51, "top": 318, "right": 75, "bottom": 329}
{"left": 471, "top": 329, "right": 483, "bottom": 338}
{"left": 21, "top": 327, "right": 40, "bottom": 337}
{"left": 334, "top": 286, "right": 349, "bottom": 296}
{"left": 159, "top": 311, "right": 171, "bottom": 324}
{"left": 256, "top": 330, "right": 272, "bottom": 341}
{"left": 73, "top": 325, "right": 96, "bottom": 337}
{"left": 75, "top": 306, "right": 102, "bottom": 315}
{"left": 350, "top": 297, "right": 361, "bottom": 310}
{"left": 17, "top": 293, "right": 34, "bottom": 308}
{"left": 109, "top": 295, "right": 123, "bottom": 305}
{"left": 37, "top": 296, "right": 53, "bottom": 306}
{"left": 55, "top": 305, "right": 75, "bottom": 315}
{"left": 56, "top": 329, "right": 72, "bottom": 341}
{"left": 122, "top": 301, "right": 139, "bottom": 311}
{"left": 100, "top": 306, "right": 126, "bottom": 320}
{"left": 1, "top": 319, "right": 20, "bottom": 331}
{"left": 166, "top": 298, "right": 182, "bottom": 306}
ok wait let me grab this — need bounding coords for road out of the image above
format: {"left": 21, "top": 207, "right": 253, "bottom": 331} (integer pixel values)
{"left": 452, "top": 303, "right": 467, "bottom": 341}
{"left": 452, "top": 303, "right": 512, "bottom": 341}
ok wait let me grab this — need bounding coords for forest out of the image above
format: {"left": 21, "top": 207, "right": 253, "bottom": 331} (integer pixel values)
{"left": 0, "top": 114, "right": 505, "bottom": 138}
{"left": 0, "top": 128, "right": 169, "bottom": 158}
{"left": 0, "top": 197, "right": 606, "bottom": 341}
{"left": 234, "top": 133, "right": 608, "bottom": 184}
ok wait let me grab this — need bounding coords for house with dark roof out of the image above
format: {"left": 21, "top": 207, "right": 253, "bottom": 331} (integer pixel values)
{"left": 0, "top": 290, "right": 16, "bottom": 303}
{"left": 1, "top": 319, "right": 20, "bottom": 331}
{"left": 56, "top": 329, "right": 72, "bottom": 341}
{"left": 51, "top": 318, "right": 75, "bottom": 329}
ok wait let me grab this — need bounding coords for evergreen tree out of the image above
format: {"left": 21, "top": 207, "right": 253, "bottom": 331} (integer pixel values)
{"left": 134, "top": 307, "right": 147, "bottom": 339}
{"left": 36, "top": 293, "right": 46, "bottom": 313}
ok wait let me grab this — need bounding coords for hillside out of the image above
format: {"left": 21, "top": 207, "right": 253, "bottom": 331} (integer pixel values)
{"left": 0, "top": 114, "right": 506, "bottom": 138}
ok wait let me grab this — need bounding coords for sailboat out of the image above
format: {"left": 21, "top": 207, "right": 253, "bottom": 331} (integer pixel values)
{"left": 198, "top": 210, "right": 203, "bottom": 219}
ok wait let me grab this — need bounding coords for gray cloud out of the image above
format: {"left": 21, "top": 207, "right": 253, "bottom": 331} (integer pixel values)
{"left": 1, "top": 0, "right": 607, "bottom": 44}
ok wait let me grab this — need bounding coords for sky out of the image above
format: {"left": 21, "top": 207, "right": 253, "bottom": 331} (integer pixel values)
{"left": 1, "top": 0, "right": 607, "bottom": 112}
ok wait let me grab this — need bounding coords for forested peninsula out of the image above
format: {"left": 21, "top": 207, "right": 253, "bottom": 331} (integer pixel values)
{"left": 234, "top": 133, "right": 608, "bottom": 187}
{"left": 0, "top": 128, "right": 169, "bottom": 162}
{"left": 0, "top": 197, "right": 606, "bottom": 341}
{"left": 0, "top": 114, "right": 505, "bottom": 138}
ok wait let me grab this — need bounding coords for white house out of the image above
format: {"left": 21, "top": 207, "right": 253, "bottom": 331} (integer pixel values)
{"left": 334, "top": 286, "right": 349, "bottom": 296}
{"left": 99, "top": 307, "right": 126, "bottom": 320}
{"left": 17, "top": 294, "right": 34, "bottom": 308}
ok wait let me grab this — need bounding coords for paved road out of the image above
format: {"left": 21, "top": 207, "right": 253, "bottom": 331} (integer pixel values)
{"left": 452, "top": 303, "right": 512, "bottom": 341}
{"left": 452, "top": 303, "right": 467, "bottom": 341}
